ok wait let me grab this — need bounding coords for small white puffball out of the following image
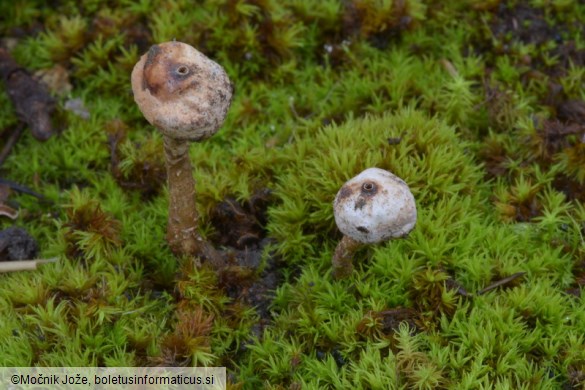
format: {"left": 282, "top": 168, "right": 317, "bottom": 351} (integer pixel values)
{"left": 333, "top": 168, "right": 417, "bottom": 244}
{"left": 131, "top": 41, "right": 232, "bottom": 141}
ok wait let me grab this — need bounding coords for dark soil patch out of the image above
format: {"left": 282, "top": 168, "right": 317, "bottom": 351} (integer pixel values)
{"left": 553, "top": 175, "right": 585, "bottom": 203}
{"left": 470, "top": 2, "right": 584, "bottom": 79}
{"left": 217, "top": 241, "right": 281, "bottom": 333}
{"left": 555, "top": 100, "right": 585, "bottom": 124}
{"left": 342, "top": 0, "right": 415, "bottom": 49}
{"left": 209, "top": 189, "right": 271, "bottom": 249}
{"left": 472, "top": 3, "right": 585, "bottom": 202}
{"left": 210, "top": 189, "right": 283, "bottom": 331}
{"left": 489, "top": 3, "right": 558, "bottom": 47}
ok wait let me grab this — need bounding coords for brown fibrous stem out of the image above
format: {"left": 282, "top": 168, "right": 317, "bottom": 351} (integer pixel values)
{"left": 163, "top": 136, "right": 224, "bottom": 270}
{"left": 332, "top": 235, "right": 362, "bottom": 279}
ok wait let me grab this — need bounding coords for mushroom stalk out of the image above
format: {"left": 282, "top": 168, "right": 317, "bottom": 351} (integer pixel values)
{"left": 163, "top": 136, "right": 195, "bottom": 255}
{"left": 332, "top": 235, "right": 362, "bottom": 279}
{"left": 163, "top": 136, "right": 224, "bottom": 269}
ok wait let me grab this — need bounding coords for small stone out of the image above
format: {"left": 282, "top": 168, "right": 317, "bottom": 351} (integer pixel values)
{"left": 0, "top": 227, "right": 39, "bottom": 261}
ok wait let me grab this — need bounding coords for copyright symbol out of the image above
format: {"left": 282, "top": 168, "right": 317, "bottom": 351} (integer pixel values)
{"left": 10, "top": 375, "right": 19, "bottom": 385}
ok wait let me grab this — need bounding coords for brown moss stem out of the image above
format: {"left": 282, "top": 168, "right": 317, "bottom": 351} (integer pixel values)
{"left": 163, "top": 136, "right": 224, "bottom": 269}
{"left": 332, "top": 235, "right": 362, "bottom": 279}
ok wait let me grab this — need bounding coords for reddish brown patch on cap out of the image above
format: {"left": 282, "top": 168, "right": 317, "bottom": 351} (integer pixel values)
{"left": 142, "top": 43, "right": 199, "bottom": 102}
{"left": 337, "top": 184, "right": 354, "bottom": 201}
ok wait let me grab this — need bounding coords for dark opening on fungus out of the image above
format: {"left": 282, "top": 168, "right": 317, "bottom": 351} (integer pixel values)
{"left": 362, "top": 181, "right": 377, "bottom": 193}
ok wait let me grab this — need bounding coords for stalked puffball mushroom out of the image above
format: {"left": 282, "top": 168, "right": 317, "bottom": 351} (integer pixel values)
{"left": 131, "top": 41, "right": 232, "bottom": 268}
{"left": 332, "top": 168, "right": 417, "bottom": 279}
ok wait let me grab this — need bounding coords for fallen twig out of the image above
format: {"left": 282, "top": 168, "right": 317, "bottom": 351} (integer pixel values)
{"left": 0, "top": 178, "right": 48, "bottom": 201}
{"left": 0, "top": 257, "right": 57, "bottom": 273}
{"left": 0, "top": 123, "right": 24, "bottom": 166}
{"left": 477, "top": 272, "right": 526, "bottom": 295}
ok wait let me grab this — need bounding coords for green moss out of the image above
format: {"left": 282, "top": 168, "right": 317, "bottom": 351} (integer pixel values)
{"left": 0, "top": 0, "right": 584, "bottom": 387}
